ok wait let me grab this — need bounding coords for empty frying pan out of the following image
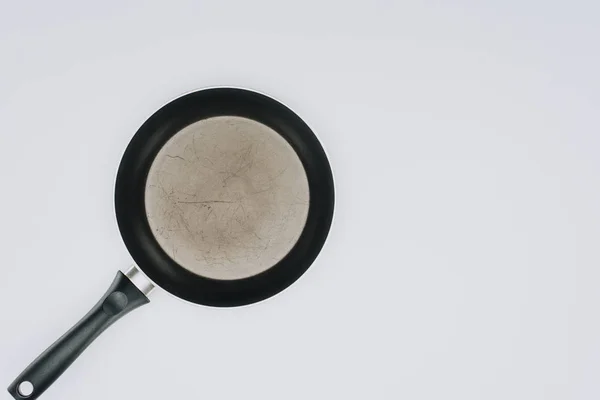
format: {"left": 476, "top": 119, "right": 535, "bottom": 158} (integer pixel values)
{"left": 7, "top": 88, "right": 335, "bottom": 400}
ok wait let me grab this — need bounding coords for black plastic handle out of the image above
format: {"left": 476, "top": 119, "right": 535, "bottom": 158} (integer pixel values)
{"left": 7, "top": 271, "right": 149, "bottom": 400}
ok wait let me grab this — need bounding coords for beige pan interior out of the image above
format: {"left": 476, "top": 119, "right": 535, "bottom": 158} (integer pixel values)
{"left": 145, "top": 116, "right": 310, "bottom": 280}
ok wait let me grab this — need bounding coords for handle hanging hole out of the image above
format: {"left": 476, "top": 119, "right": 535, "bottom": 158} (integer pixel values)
{"left": 17, "top": 381, "right": 34, "bottom": 397}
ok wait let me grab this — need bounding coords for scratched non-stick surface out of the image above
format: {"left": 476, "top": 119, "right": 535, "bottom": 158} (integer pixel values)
{"left": 145, "top": 116, "right": 310, "bottom": 280}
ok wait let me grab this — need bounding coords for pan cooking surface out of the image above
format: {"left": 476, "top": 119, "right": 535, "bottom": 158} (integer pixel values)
{"left": 145, "top": 116, "right": 310, "bottom": 280}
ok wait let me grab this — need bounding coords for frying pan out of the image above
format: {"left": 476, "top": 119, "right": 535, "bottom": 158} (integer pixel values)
{"left": 7, "top": 88, "right": 335, "bottom": 400}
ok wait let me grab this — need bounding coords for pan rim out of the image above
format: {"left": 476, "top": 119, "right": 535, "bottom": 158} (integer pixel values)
{"left": 115, "top": 87, "right": 335, "bottom": 307}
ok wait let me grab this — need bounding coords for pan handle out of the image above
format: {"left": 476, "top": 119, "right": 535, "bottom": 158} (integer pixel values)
{"left": 7, "top": 268, "right": 152, "bottom": 400}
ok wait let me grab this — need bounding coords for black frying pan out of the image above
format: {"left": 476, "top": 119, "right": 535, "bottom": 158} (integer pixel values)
{"left": 8, "top": 88, "right": 334, "bottom": 400}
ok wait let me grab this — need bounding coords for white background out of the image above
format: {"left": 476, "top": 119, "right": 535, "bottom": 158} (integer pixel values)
{"left": 1, "top": 1, "right": 599, "bottom": 399}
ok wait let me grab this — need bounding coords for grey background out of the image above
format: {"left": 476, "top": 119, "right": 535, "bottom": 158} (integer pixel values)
{"left": 1, "top": 1, "right": 599, "bottom": 399}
